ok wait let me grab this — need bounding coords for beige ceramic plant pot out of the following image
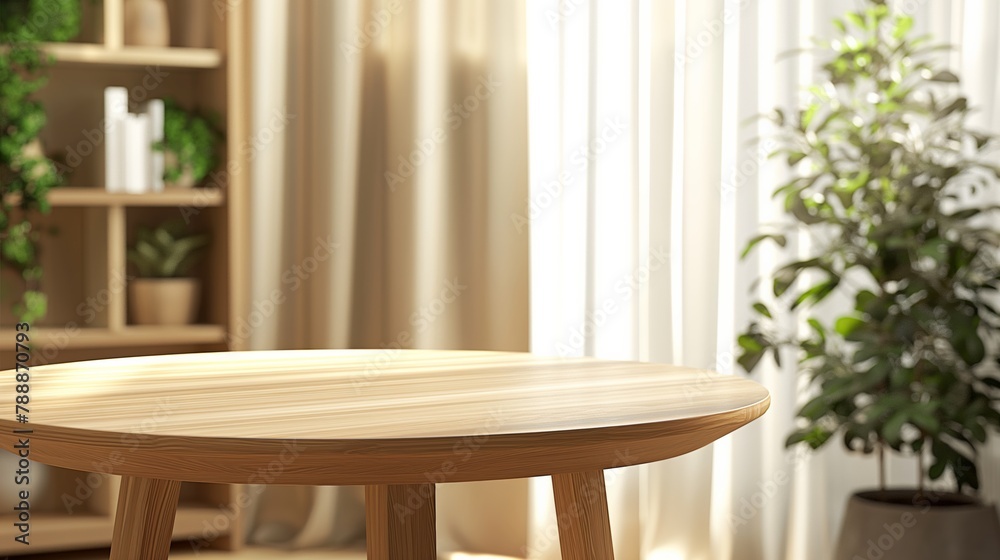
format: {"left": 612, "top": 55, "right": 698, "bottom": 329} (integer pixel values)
{"left": 835, "top": 489, "right": 1000, "bottom": 560}
{"left": 129, "top": 278, "right": 200, "bottom": 325}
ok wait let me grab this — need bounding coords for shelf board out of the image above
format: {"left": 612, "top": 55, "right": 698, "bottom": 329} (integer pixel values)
{"left": 0, "top": 506, "right": 235, "bottom": 555}
{"left": 0, "top": 512, "right": 113, "bottom": 555}
{"left": 174, "top": 504, "right": 231, "bottom": 540}
{"left": 41, "top": 42, "right": 223, "bottom": 68}
{"left": 0, "top": 325, "right": 228, "bottom": 350}
{"left": 4, "top": 187, "right": 224, "bottom": 207}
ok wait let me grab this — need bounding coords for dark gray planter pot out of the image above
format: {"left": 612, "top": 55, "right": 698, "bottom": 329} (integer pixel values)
{"left": 835, "top": 489, "right": 1000, "bottom": 560}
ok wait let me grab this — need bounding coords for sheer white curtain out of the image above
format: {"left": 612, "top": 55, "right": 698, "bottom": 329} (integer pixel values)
{"left": 525, "top": 1, "right": 1000, "bottom": 559}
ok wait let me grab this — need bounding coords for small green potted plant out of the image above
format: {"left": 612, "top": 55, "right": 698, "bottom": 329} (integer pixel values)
{"left": 127, "top": 221, "right": 209, "bottom": 325}
{"left": 155, "top": 99, "right": 222, "bottom": 188}
{"left": 737, "top": 1, "right": 1000, "bottom": 558}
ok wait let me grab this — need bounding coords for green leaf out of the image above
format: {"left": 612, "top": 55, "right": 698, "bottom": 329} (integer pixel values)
{"left": 937, "top": 97, "right": 968, "bottom": 117}
{"left": 910, "top": 409, "right": 940, "bottom": 434}
{"left": 846, "top": 12, "right": 866, "bottom": 29}
{"left": 889, "top": 367, "right": 912, "bottom": 389}
{"left": 741, "top": 233, "right": 786, "bottom": 259}
{"left": 792, "top": 278, "right": 840, "bottom": 309}
{"left": 862, "top": 394, "right": 909, "bottom": 424}
{"left": 855, "top": 289, "right": 877, "bottom": 310}
{"left": 13, "top": 291, "right": 47, "bottom": 324}
{"left": 955, "top": 332, "right": 986, "bottom": 366}
{"left": 893, "top": 15, "right": 914, "bottom": 40}
{"left": 789, "top": 195, "right": 823, "bottom": 225}
{"left": 917, "top": 239, "right": 949, "bottom": 264}
{"left": 881, "top": 410, "right": 908, "bottom": 447}
{"left": 802, "top": 426, "right": 833, "bottom": 449}
{"left": 135, "top": 241, "right": 161, "bottom": 265}
{"left": 834, "top": 316, "right": 864, "bottom": 337}
{"left": 773, "top": 268, "right": 796, "bottom": 297}
{"left": 785, "top": 429, "right": 810, "bottom": 446}
{"left": 928, "top": 70, "right": 959, "bottom": 83}
{"left": 843, "top": 424, "right": 871, "bottom": 452}
{"left": 752, "top": 302, "right": 772, "bottom": 318}
{"left": 799, "top": 394, "right": 830, "bottom": 421}
{"left": 737, "top": 334, "right": 764, "bottom": 352}
{"left": 807, "top": 318, "right": 826, "bottom": 340}
{"left": 127, "top": 249, "right": 154, "bottom": 277}
{"left": 162, "top": 234, "right": 209, "bottom": 277}
{"left": 737, "top": 349, "right": 765, "bottom": 373}
{"left": 929, "top": 460, "right": 946, "bottom": 480}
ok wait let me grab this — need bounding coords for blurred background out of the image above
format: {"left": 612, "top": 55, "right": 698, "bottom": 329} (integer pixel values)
{"left": 1, "top": 0, "right": 999, "bottom": 558}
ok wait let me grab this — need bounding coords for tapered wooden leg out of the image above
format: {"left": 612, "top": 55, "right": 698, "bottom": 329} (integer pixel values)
{"left": 110, "top": 476, "right": 181, "bottom": 560}
{"left": 552, "top": 470, "right": 615, "bottom": 560}
{"left": 365, "top": 484, "right": 436, "bottom": 560}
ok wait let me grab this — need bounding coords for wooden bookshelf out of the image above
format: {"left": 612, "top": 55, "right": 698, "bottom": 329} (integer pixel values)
{"left": 0, "top": 0, "right": 250, "bottom": 554}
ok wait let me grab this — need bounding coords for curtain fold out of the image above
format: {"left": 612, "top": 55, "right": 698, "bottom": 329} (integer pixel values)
{"left": 248, "top": 0, "right": 529, "bottom": 553}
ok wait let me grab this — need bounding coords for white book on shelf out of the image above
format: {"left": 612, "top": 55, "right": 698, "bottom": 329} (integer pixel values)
{"left": 103, "top": 87, "right": 129, "bottom": 193}
{"left": 144, "top": 99, "right": 165, "bottom": 193}
{"left": 122, "top": 113, "right": 150, "bottom": 194}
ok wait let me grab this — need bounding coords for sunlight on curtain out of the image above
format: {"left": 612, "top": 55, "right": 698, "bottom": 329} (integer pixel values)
{"left": 527, "top": 0, "right": 650, "bottom": 558}
{"left": 646, "top": 549, "right": 686, "bottom": 560}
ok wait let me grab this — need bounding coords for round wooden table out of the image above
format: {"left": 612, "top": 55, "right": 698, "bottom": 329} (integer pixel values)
{"left": 1, "top": 349, "right": 769, "bottom": 559}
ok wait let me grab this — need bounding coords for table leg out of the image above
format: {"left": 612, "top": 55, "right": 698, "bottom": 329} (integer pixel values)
{"left": 110, "top": 476, "right": 181, "bottom": 560}
{"left": 552, "top": 470, "right": 615, "bottom": 560}
{"left": 365, "top": 483, "right": 436, "bottom": 560}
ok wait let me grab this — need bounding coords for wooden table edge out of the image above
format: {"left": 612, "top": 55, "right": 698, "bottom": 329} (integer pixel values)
{"left": 0, "top": 393, "right": 769, "bottom": 486}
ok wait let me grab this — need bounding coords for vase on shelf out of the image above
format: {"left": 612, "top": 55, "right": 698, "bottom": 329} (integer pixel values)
{"left": 178, "top": 0, "right": 211, "bottom": 48}
{"left": 124, "top": 0, "right": 170, "bottom": 48}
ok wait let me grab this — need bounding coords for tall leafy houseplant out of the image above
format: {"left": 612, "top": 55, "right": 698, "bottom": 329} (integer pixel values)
{"left": 0, "top": 0, "right": 80, "bottom": 322}
{"left": 738, "top": 0, "right": 1000, "bottom": 498}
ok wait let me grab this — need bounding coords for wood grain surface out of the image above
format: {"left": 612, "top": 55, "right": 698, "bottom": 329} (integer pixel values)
{"left": 109, "top": 476, "right": 181, "bottom": 560}
{"left": 365, "top": 484, "right": 436, "bottom": 559}
{"left": 0, "top": 350, "right": 769, "bottom": 485}
{"left": 552, "top": 470, "right": 615, "bottom": 559}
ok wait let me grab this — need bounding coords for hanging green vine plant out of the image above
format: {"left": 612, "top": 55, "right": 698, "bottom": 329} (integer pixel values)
{"left": 0, "top": 1, "right": 81, "bottom": 323}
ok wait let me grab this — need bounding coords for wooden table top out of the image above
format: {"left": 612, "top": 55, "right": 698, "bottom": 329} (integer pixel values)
{"left": 0, "top": 350, "right": 769, "bottom": 485}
